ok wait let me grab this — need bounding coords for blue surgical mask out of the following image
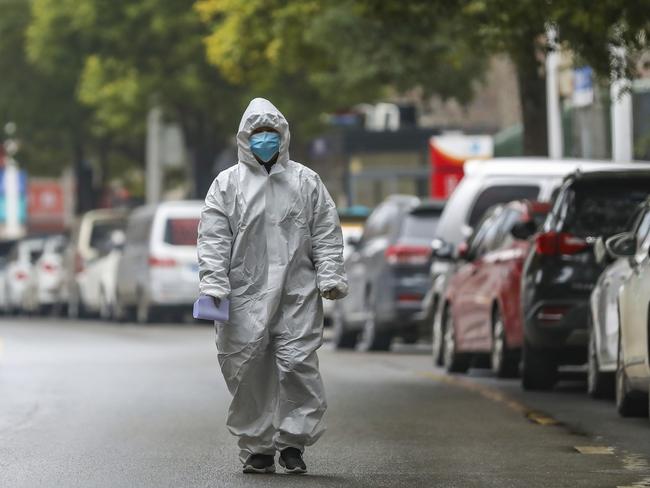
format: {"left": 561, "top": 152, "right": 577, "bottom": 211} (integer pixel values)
{"left": 249, "top": 131, "right": 281, "bottom": 163}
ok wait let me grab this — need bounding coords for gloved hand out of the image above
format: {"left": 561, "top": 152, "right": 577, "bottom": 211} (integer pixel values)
{"left": 320, "top": 287, "right": 345, "bottom": 300}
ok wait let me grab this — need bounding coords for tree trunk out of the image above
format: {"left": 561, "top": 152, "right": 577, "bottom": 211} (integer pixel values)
{"left": 180, "top": 110, "right": 221, "bottom": 199}
{"left": 511, "top": 36, "right": 548, "bottom": 156}
{"left": 72, "top": 138, "right": 96, "bottom": 214}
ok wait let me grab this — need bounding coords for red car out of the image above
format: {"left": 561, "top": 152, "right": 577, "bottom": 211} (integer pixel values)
{"left": 441, "top": 200, "right": 550, "bottom": 377}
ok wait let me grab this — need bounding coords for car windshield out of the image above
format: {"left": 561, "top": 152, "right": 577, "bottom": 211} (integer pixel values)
{"left": 564, "top": 179, "right": 650, "bottom": 237}
{"left": 400, "top": 212, "right": 441, "bottom": 243}
{"left": 164, "top": 218, "right": 200, "bottom": 246}
{"left": 90, "top": 220, "right": 125, "bottom": 249}
{"left": 468, "top": 185, "right": 540, "bottom": 227}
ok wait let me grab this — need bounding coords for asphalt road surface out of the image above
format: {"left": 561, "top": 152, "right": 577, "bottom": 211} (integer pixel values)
{"left": 2, "top": 318, "right": 650, "bottom": 488}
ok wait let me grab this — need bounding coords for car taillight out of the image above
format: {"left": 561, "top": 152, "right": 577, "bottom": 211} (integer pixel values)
{"left": 396, "top": 292, "right": 423, "bottom": 303}
{"left": 385, "top": 245, "right": 431, "bottom": 265}
{"left": 148, "top": 256, "right": 177, "bottom": 267}
{"left": 535, "top": 232, "right": 588, "bottom": 256}
{"left": 75, "top": 252, "right": 85, "bottom": 274}
{"left": 14, "top": 270, "right": 28, "bottom": 281}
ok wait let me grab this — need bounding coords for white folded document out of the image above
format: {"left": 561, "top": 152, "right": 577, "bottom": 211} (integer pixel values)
{"left": 193, "top": 295, "right": 230, "bottom": 322}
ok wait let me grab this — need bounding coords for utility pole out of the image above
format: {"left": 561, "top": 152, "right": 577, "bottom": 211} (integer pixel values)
{"left": 146, "top": 106, "right": 163, "bottom": 205}
{"left": 546, "top": 26, "right": 563, "bottom": 159}
{"left": 610, "top": 47, "right": 633, "bottom": 163}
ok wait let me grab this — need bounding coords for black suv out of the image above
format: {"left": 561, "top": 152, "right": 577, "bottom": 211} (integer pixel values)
{"left": 521, "top": 168, "right": 650, "bottom": 390}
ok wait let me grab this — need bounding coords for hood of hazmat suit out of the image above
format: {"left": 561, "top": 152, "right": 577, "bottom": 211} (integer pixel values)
{"left": 198, "top": 98, "right": 348, "bottom": 462}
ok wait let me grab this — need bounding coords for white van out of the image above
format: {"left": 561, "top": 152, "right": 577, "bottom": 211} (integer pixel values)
{"left": 114, "top": 201, "right": 202, "bottom": 323}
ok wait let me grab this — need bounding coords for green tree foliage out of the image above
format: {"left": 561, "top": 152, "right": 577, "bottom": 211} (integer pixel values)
{"left": 196, "top": 0, "right": 487, "bottom": 131}
{"left": 0, "top": 0, "right": 87, "bottom": 177}
{"left": 553, "top": 0, "right": 650, "bottom": 80}
{"left": 198, "top": 0, "right": 650, "bottom": 156}
{"left": 27, "top": 0, "right": 247, "bottom": 198}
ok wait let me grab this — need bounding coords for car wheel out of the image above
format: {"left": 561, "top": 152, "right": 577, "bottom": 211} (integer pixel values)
{"left": 615, "top": 332, "right": 648, "bottom": 417}
{"left": 491, "top": 308, "right": 519, "bottom": 378}
{"left": 521, "top": 341, "right": 557, "bottom": 391}
{"left": 357, "top": 313, "right": 392, "bottom": 352}
{"left": 99, "top": 289, "right": 112, "bottom": 321}
{"left": 113, "top": 293, "right": 130, "bottom": 323}
{"left": 332, "top": 306, "right": 358, "bottom": 349}
{"left": 432, "top": 298, "right": 444, "bottom": 367}
{"left": 67, "top": 287, "right": 86, "bottom": 319}
{"left": 442, "top": 305, "right": 471, "bottom": 373}
{"left": 587, "top": 327, "right": 614, "bottom": 399}
{"left": 401, "top": 326, "right": 419, "bottom": 345}
{"left": 136, "top": 291, "right": 154, "bottom": 324}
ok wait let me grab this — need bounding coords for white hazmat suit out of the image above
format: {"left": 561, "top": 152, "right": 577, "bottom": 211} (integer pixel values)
{"left": 198, "top": 98, "right": 348, "bottom": 462}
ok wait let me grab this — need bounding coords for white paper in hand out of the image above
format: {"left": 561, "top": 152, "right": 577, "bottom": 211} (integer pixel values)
{"left": 193, "top": 295, "right": 230, "bottom": 322}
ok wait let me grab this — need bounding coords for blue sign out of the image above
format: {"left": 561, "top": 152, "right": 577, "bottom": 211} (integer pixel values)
{"left": 0, "top": 195, "right": 28, "bottom": 223}
{"left": 0, "top": 168, "right": 28, "bottom": 224}
{"left": 573, "top": 66, "right": 594, "bottom": 107}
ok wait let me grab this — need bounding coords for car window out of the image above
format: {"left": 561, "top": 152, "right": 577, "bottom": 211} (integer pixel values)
{"left": 468, "top": 185, "right": 540, "bottom": 227}
{"left": 363, "top": 203, "right": 395, "bottom": 241}
{"left": 399, "top": 211, "right": 441, "bottom": 244}
{"left": 126, "top": 214, "right": 154, "bottom": 246}
{"left": 562, "top": 178, "right": 650, "bottom": 237}
{"left": 164, "top": 218, "right": 200, "bottom": 246}
{"left": 91, "top": 219, "right": 126, "bottom": 249}
{"left": 46, "top": 236, "right": 67, "bottom": 254}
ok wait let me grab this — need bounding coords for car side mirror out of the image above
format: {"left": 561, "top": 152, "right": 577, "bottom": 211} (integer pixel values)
{"left": 605, "top": 232, "right": 636, "bottom": 260}
{"left": 511, "top": 221, "right": 537, "bottom": 240}
{"left": 431, "top": 238, "right": 454, "bottom": 260}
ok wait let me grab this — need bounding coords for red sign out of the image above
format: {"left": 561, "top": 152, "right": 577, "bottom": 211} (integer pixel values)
{"left": 28, "top": 179, "right": 65, "bottom": 232}
{"left": 429, "top": 135, "right": 494, "bottom": 199}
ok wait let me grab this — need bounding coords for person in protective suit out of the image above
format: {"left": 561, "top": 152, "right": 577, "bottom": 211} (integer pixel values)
{"left": 198, "top": 98, "right": 348, "bottom": 474}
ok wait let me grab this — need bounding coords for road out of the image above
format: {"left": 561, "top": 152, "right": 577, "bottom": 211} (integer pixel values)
{"left": 1, "top": 318, "right": 650, "bottom": 488}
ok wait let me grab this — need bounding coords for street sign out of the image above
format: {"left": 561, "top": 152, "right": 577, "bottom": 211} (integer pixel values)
{"left": 27, "top": 178, "right": 65, "bottom": 232}
{"left": 429, "top": 134, "right": 493, "bottom": 199}
{"left": 572, "top": 66, "right": 594, "bottom": 108}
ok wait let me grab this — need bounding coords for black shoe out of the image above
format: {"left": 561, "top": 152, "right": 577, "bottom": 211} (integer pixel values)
{"left": 279, "top": 447, "right": 307, "bottom": 474}
{"left": 243, "top": 454, "right": 275, "bottom": 474}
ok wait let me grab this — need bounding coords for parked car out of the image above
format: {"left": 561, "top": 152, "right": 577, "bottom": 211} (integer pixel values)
{"left": 521, "top": 166, "right": 650, "bottom": 391}
{"left": 322, "top": 208, "right": 369, "bottom": 327}
{"left": 4, "top": 237, "right": 46, "bottom": 314}
{"left": 0, "top": 239, "right": 17, "bottom": 312}
{"left": 23, "top": 234, "right": 68, "bottom": 314}
{"left": 115, "top": 201, "right": 202, "bottom": 323}
{"left": 64, "top": 209, "right": 129, "bottom": 317}
{"left": 586, "top": 208, "right": 648, "bottom": 398}
{"left": 427, "top": 158, "right": 604, "bottom": 367}
{"left": 78, "top": 230, "right": 125, "bottom": 319}
{"left": 332, "top": 197, "right": 444, "bottom": 351}
{"left": 604, "top": 202, "right": 650, "bottom": 417}
{"left": 441, "top": 200, "right": 550, "bottom": 376}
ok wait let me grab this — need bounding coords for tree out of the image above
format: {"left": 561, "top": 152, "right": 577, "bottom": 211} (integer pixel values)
{"left": 198, "top": 0, "right": 650, "bottom": 157}
{"left": 0, "top": 0, "right": 88, "bottom": 179}
{"left": 552, "top": 1, "right": 650, "bottom": 81}
{"left": 196, "top": 0, "right": 487, "bottom": 134}
{"left": 27, "top": 0, "right": 247, "bottom": 199}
